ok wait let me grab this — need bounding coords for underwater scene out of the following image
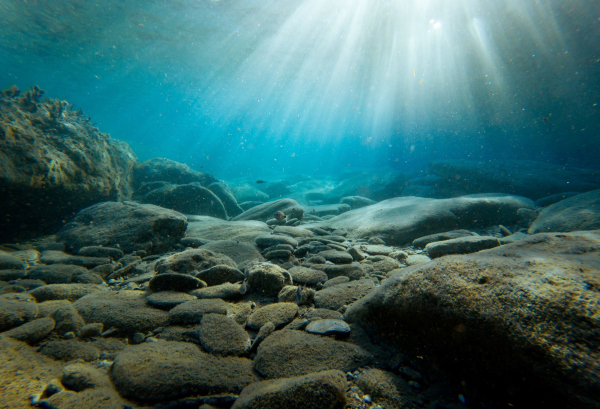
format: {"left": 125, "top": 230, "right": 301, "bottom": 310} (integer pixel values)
{"left": 0, "top": 0, "right": 599, "bottom": 408}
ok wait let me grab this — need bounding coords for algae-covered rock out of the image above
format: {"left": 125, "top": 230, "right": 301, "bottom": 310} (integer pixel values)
{"left": 209, "top": 181, "right": 244, "bottom": 218}
{"left": 110, "top": 341, "right": 255, "bottom": 402}
{"left": 0, "top": 86, "right": 137, "bottom": 240}
{"left": 143, "top": 183, "right": 228, "bottom": 219}
{"left": 133, "top": 158, "right": 216, "bottom": 188}
{"left": 154, "top": 249, "right": 236, "bottom": 275}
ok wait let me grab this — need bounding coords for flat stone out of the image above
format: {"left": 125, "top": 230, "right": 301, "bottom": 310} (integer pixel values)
{"left": 200, "top": 240, "right": 264, "bottom": 269}
{"left": 149, "top": 273, "right": 206, "bottom": 292}
{"left": 29, "top": 284, "right": 107, "bottom": 302}
{"left": 189, "top": 283, "right": 242, "bottom": 300}
{"left": 305, "top": 319, "right": 351, "bottom": 336}
{"left": 323, "top": 276, "right": 350, "bottom": 288}
{"left": 2, "top": 317, "right": 55, "bottom": 344}
{"left": 110, "top": 341, "right": 255, "bottom": 402}
{"left": 412, "top": 229, "right": 478, "bottom": 248}
{"left": 39, "top": 339, "right": 100, "bottom": 362}
{"left": 198, "top": 314, "right": 250, "bottom": 356}
{"left": 340, "top": 196, "right": 377, "bottom": 209}
{"left": 40, "top": 251, "right": 110, "bottom": 268}
{"left": 425, "top": 236, "right": 501, "bottom": 258}
{"left": 311, "top": 264, "right": 365, "bottom": 280}
{"left": 74, "top": 291, "right": 170, "bottom": 335}
{"left": 264, "top": 249, "right": 292, "bottom": 260}
{"left": 143, "top": 183, "right": 228, "bottom": 219}
{"left": 405, "top": 254, "right": 431, "bottom": 266}
{"left": 529, "top": 189, "right": 600, "bottom": 234}
{"left": 359, "top": 244, "right": 393, "bottom": 256}
{"left": 0, "top": 252, "right": 25, "bottom": 270}
{"left": 146, "top": 291, "right": 196, "bottom": 309}
{"left": 231, "top": 370, "right": 346, "bottom": 409}
{"left": 288, "top": 266, "right": 328, "bottom": 285}
{"left": 169, "top": 299, "right": 231, "bottom": 325}
{"left": 317, "top": 250, "right": 353, "bottom": 264}
{"left": 25, "top": 264, "right": 89, "bottom": 284}
{"left": 272, "top": 226, "right": 314, "bottom": 238}
{"left": 314, "top": 279, "right": 376, "bottom": 310}
{"left": 78, "top": 246, "right": 124, "bottom": 260}
{"left": 254, "top": 330, "right": 372, "bottom": 378}
{"left": 185, "top": 216, "right": 271, "bottom": 244}
{"left": 247, "top": 302, "right": 298, "bottom": 330}
{"left": 233, "top": 199, "right": 304, "bottom": 223}
{"left": 196, "top": 265, "right": 244, "bottom": 286}
{"left": 0, "top": 270, "right": 27, "bottom": 281}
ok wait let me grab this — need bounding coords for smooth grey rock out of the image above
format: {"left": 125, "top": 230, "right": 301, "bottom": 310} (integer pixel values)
{"left": 340, "top": 196, "right": 378, "bottom": 210}
{"left": 198, "top": 313, "right": 250, "bottom": 356}
{"left": 317, "top": 250, "right": 353, "bottom": 264}
{"left": 305, "top": 319, "right": 351, "bottom": 336}
{"left": 535, "top": 192, "right": 581, "bottom": 207}
{"left": 186, "top": 216, "right": 271, "bottom": 244}
{"left": 40, "top": 251, "right": 109, "bottom": 268}
{"left": 323, "top": 276, "right": 350, "bottom": 288}
{"left": 196, "top": 265, "right": 244, "bottom": 287}
{"left": 154, "top": 249, "right": 236, "bottom": 276}
{"left": 255, "top": 235, "right": 298, "bottom": 249}
{"left": 78, "top": 246, "right": 124, "bottom": 260}
{"left": 2, "top": 317, "right": 55, "bottom": 344}
{"left": 57, "top": 201, "right": 187, "bottom": 255}
{"left": 288, "top": 266, "right": 328, "bottom": 285}
{"left": 0, "top": 252, "right": 25, "bottom": 270}
{"left": 169, "top": 299, "right": 231, "bottom": 325}
{"left": 314, "top": 279, "right": 375, "bottom": 310}
{"left": 208, "top": 181, "right": 244, "bottom": 218}
{"left": 200, "top": 240, "right": 264, "bottom": 269}
{"left": 29, "top": 284, "right": 107, "bottom": 302}
{"left": 189, "top": 283, "right": 242, "bottom": 300}
{"left": 146, "top": 291, "right": 196, "bottom": 309}
{"left": 246, "top": 263, "right": 293, "bottom": 297}
{"left": 412, "top": 229, "right": 478, "bottom": 248}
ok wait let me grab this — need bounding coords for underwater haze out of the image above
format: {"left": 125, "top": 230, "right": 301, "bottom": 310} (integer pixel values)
{"left": 1, "top": 0, "right": 599, "bottom": 178}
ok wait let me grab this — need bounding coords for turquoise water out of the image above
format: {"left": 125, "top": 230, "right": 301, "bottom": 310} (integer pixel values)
{"left": 1, "top": 0, "right": 598, "bottom": 179}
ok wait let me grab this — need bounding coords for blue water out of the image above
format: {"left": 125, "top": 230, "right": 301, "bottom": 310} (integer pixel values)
{"left": 1, "top": 0, "right": 599, "bottom": 179}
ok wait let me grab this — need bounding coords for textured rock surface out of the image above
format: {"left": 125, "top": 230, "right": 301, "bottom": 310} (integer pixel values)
{"left": 308, "top": 194, "right": 534, "bottom": 245}
{"left": 231, "top": 370, "right": 347, "bottom": 409}
{"left": 200, "top": 240, "right": 264, "bottom": 269}
{"left": 29, "top": 284, "right": 107, "bottom": 302}
{"left": 247, "top": 302, "right": 298, "bottom": 330}
{"left": 196, "top": 265, "right": 244, "bottom": 287}
{"left": 209, "top": 181, "right": 244, "bottom": 218}
{"left": 133, "top": 158, "right": 216, "bottom": 188}
{"left": 529, "top": 190, "right": 600, "bottom": 233}
{"left": 425, "top": 236, "right": 500, "bottom": 258}
{"left": 254, "top": 330, "right": 372, "bottom": 379}
{"left": 198, "top": 313, "right": 250, "bottom": 356}
{"left": 314, "top": 279, "right": 375, "bottom": 310}
{"left": 1, "top": 317, "right": 55, "bottom": 344}
{"left": 246, "top": 263, "right": 293, "bottom": 297}
{"left": 346, "top": 231, "right": 600, "bottom": 408}
{"left": 57, "top": 201, "right": 187, "bottom": 255}
{"left": 154, "top": 249, "right": 236, "bottom": 275}
{"left": 111, "top": 341, "right": 255, "bottom": 402}
{"left": 0, "top": 87, "right": 137, "bottom": 240}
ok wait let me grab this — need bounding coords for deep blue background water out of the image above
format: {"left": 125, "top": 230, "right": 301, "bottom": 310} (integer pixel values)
{"left": 1, "top": 0, "right": 598, "bottom": 181}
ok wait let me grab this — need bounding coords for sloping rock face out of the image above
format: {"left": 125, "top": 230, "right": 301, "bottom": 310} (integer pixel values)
{"left": 133, "top": 158, "right": 216, "bottom": 189}
{"left": 57, "top": 201, "right": 187, "bottom": 255}
{"left": 345, "top": 231, "right": 600, "bottom": 408}
{"left": 186, "top": 216, "right": 270, "bottom": 243}
{"left": 0, "top": 86, "right": 137, "bottom": 240}
{"left": 142, "top": 184, "right": 227, "bottom": 219}
{"left": 428, "top": 160, "right": 600, "bottom": 200}
{"left": 313, "top": 194, "right": 534, "bottom": 245}
{"left": 529, "top": 189, "right": 600, "bottom": 234}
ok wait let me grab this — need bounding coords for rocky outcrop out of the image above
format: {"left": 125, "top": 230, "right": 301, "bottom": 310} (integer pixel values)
{"left": 345, "top": 231, "right": 600, "bottom": 408}
{"left": 142, "top": 183, "right": 227, "bottom": 219}
{"left": 133, "top": 158, "right": 216, "bottom": 189}
{"left": 0, "top": 86, "right": 137, "bottom": 239}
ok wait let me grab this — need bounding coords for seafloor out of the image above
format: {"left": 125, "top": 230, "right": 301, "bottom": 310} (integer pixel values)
{"left": 1, "top": 87, "right": 599, "bottom": 409}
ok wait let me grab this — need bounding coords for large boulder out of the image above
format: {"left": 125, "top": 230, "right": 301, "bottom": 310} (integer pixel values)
{"left": 209, "top": 181, "right": 244, "bottom": 218}
{"left": 0, "top": 86, "right": 137, "bottom": 240}
{"left": 186, "top": 216, "right": 271, "bottom": 243}
{"left": 230, "top": 184, "right": 269, "bottom": 203}
{"left": 529, "top": 189, "right": 600, "bottom": 234}
{"left": 110, "top": 341, "right": 256, "bottom": 402}
{"left": 428, "top": 160, "right": 600, "bottom": 200}
{"left": 143, "top": 184, "right": 227, "bottom": 219}
{"left": 345, "top": 231, "right": 600, "bottom": 408}
{"left": 233, "top": 199, "right": 304, "bottom": 222}
{"left": 231, "top": 370, "right": 347, "bottom": 409}
{"left": 309, "top": 194, "right": 534, "bottom": 245}
{"left": 57, "top": 201, "right": 187, "bottom": 255}
{"left": 132, "top": 158, "right": 216, "bottom": 188}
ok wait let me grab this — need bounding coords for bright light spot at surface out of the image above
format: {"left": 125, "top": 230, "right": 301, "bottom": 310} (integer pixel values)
{"left": 433, "top": 21, "right": 442, "bottom": 29}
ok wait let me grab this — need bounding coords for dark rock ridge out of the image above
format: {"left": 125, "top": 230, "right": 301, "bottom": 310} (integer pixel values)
{"left": 0, "top": 86, "right": 137, "bottom": 240}
{"left": 346, "top": 231, "right": 600, "bottom": 408}
{"left": 428, "top": 160, "right": 600, "bottom": 200}
{"left": 57, "top": 201, "right": 187, "bottom": 255}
